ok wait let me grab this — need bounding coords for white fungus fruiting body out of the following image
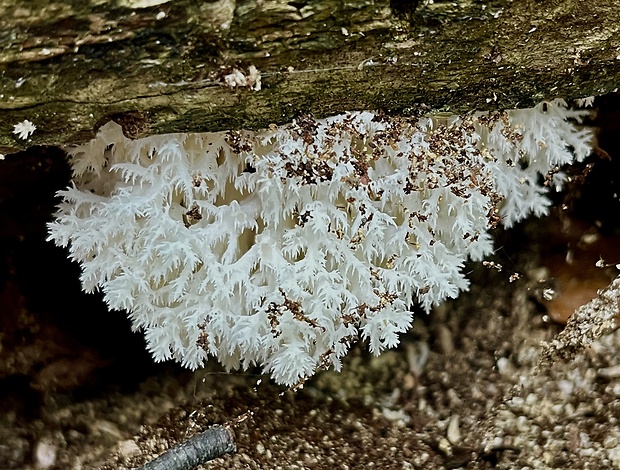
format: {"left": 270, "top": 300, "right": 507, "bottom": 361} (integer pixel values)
{"left": 48, "top": 100, "right": 591, "bottom": 386}
{"left": 13, "top": 119, "right": 37, "bottom": 140}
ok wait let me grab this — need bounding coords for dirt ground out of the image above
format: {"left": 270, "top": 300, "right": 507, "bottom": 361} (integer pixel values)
{"left": 1, "top": 96, "right": 620, "bottom": 469}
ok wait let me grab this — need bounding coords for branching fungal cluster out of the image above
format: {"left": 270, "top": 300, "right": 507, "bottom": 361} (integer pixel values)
{"left": 48, "top": 100, "right": 591, "bottom": 385}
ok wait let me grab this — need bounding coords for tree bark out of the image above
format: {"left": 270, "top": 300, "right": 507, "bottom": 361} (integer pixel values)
{"left": 0, "top": 0, "right": 618, "bottom": 152}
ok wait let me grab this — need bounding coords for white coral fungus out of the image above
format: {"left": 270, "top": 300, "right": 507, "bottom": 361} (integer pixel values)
{"left": 48, "top": 100, "right": 591, "bottom": 386}
{"left": 223, "top": 65, "right": 261, "bottom": 91}
{"left": 13, "top": 119, "right": 37, "bottom": 140}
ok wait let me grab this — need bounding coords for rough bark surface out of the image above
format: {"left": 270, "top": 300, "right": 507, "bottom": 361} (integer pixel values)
{"left": 0, "top": 0, "right": 618, "bottom": 152}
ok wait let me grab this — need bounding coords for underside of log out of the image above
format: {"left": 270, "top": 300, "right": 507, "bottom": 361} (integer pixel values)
{"left": 0, "top": 0, "right": 618, "bottom": 152}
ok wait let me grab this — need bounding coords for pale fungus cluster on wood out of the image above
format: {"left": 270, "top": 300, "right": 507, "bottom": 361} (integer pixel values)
{"left": 48, "top": 100, "right": 591, "bottom": 386}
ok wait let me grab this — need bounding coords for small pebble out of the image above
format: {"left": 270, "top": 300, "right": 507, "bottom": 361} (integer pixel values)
{"left": 447, "top": 415, "right": 461, "bottom": 445}
{"left": 117, "top": 440, "right": 141, "bottom": 459}
{"left": 34, "top": 438, "right": 56, "bottom": 469}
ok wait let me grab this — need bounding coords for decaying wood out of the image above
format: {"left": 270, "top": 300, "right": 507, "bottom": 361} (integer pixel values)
{"left": 538, "top": 275, "right": 620, "bottom": 370}
{"left": 0, "top": 0, "right": 619, "bottom": 152}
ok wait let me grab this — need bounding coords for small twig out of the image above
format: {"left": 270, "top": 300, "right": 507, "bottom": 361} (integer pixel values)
{"left": 138, "top": 425, "right": 236, "bottom": 470}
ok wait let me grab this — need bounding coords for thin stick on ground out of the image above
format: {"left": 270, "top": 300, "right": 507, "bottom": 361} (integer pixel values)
{"left": 138, "top": 425, "right": 236, "bottom": 470}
